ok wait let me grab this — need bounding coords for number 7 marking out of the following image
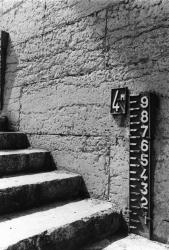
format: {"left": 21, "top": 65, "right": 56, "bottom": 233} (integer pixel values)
{"left": 141, "top": 125, "right": 148, "bottom": 137}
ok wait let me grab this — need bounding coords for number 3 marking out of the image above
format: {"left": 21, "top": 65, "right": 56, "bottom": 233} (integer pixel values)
{"left": 141, "top": 182, "right": 148, "bottom": 195}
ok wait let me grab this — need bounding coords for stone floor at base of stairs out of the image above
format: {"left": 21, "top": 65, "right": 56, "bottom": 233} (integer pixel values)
{"left": 81, "top": 234, "right": 169, "bottom": 250}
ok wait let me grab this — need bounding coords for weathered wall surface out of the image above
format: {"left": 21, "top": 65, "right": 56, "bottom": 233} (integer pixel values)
{"left": 1, "top": 0, "right": 169, "bottom": 243}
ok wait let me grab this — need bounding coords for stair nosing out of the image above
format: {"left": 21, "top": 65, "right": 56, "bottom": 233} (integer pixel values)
{"left": 0, "top": 170, "right": 81, "bottom": 189}
{"left": 0, "top": 199, "right": 118, "bottom": 249}
{"left": 0, "top": 148, "right": 49, "bottom": 155}
{"left": 0, "top": 132, "right": 25, "bottom": 134}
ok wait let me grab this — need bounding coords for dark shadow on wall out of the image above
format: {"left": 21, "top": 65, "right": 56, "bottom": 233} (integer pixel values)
{"left": 3, "top": 36, "right": 19, "bottom": 131}
{"left": 1, "top": 31, "right": 9, "bottom": 111}
{"left": 150, "top": 94, "right": 160, "bottom": 241}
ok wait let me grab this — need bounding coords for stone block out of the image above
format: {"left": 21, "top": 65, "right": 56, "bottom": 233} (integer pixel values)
{"left": 0, "top": 199, "right": 121, "bottom": 250}
{"left": 0, "top": 132, "right": 29, "bottom": 149}
{"left": 0, "top": 170, "right": 85, "bottom": 214}
{"left": 0, "top": 148, "right": 53, "bottom": 176}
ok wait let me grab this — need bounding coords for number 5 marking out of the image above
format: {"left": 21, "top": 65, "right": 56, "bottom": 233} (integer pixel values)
{"left": 112, "top": 90, "right": 120, "bottom": 112}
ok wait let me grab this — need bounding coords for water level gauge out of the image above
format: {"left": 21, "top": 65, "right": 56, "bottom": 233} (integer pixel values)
{"left": 129, "top": 92, "right": 153, "bottom": 239}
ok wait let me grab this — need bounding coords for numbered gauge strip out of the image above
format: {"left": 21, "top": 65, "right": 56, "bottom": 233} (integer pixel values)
{"left": 129, "top": 93, "right": 152, "bottom": 239}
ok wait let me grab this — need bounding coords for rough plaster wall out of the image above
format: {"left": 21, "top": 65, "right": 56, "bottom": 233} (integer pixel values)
{"left": 1, "top": 0, "right": 169, "bottom": 243}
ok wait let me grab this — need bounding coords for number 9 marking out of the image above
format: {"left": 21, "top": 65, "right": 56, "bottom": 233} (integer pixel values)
{"left": 141, "top": 96, "right": 148, "bottom": 108}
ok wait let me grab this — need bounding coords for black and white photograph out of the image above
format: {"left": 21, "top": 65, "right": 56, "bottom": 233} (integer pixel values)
{"left": 0, "top": 0, "right": 169, "bottom": 249}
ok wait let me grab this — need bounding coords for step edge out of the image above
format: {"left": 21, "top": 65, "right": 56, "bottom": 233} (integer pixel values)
{"left": 0, "top": 171, "right": 82, "bottom": 189}
{"left": 0, "top": 148, "right": 49, "bottom": 155}
{"left": 0, "top": 199, "right": 121, "bottom": 249}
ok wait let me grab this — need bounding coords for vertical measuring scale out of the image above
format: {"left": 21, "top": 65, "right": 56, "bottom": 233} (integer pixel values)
{"left": 129, "top": 93, "right": 152, "bottom": 239}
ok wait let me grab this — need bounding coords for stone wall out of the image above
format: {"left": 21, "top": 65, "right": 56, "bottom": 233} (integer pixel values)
{"left": 1, "top": 0, "right": 169, "bottom": 243}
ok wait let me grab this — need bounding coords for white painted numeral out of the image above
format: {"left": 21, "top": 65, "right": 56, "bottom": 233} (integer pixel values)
{"left": 141, "top": 96, "right": 148, "bottom": 108}
{"left": 141, "top": 154, "right": 148, "bottom": 166}
{"left": 141, "top": 139, "right": 148, "bottom": 152}
{"left": 141, "top": 182, "right": 148, "bottom": 195}
{"left": 140, "top": 169, "right": 148, "bottom": 181}
{"left": 141, "top": 110, "right": 148, "bottom": 123}
{"left": 141, "top": 125, "right": 148, "bottom": 138}
{"left": 141, "top": 196, "right": 148, "bottom": 208}
{"left": 112, "top": 90, "right": 120, "bottom": 112}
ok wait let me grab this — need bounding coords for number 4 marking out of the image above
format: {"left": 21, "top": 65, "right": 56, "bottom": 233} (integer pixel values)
{"left": 141, "top": 169, "right": 148, "bottom": 181}
{"left": 112, "top": 90, "right": 120, "bottom": 112}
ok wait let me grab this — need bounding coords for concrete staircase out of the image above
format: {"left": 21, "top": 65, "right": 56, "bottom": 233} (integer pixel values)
{"left": 0, "top": 116, "right": 121, "bottom": 250}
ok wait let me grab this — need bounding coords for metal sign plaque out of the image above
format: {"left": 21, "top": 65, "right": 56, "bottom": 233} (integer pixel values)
{"left": 111, "top": 88, "right": 127, "bottom": 114}
{"left": 129, "top": 93, "right": 152, "bottom": 239}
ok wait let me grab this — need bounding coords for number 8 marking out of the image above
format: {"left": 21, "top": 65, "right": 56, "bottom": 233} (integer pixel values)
{"left": 141, "top": 110, "right": 148, "bottom": 123}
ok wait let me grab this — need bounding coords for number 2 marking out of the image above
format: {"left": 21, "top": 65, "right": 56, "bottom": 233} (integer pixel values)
{"left": 141, "top": 196, "right": 148, "bottom": 208}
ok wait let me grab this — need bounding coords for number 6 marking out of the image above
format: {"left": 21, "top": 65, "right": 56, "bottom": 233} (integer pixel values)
{"left": 141, "top": 139, "right": 148, "bottom": 152}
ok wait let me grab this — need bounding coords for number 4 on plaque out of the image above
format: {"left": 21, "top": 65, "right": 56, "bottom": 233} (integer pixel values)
{"left": 111, "top": 88, "right": 128, "bottom": 115}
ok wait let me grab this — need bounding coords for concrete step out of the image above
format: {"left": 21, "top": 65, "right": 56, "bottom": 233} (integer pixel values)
{"left": 81, "top": 234, "right": 169, "bottom": 250}
{"left": 0, "top": 148, "right": 53, "bottom": 176}
{"left": 0, "top": 199, "right": 121, "bottom": 250}
{"left": 0, "top": 132, "right": 29, "bottom": 150}
{"left": 0, "top": 170, "right": 86, "bottom": 215}
{"left": 0, "top": 116, "right": 8, "bottom": 131}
